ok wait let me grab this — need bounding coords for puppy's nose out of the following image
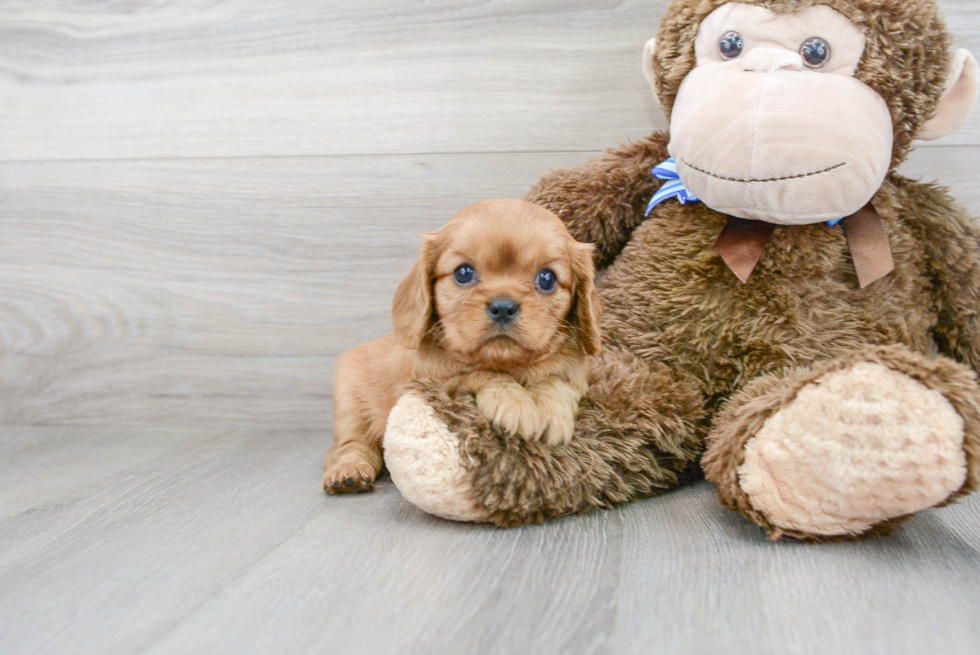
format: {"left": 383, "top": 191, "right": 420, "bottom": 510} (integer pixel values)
{"left": 487, "top": 297, "right": 520, "bottom": 325}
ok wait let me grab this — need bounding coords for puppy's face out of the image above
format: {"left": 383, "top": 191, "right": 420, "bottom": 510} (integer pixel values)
{"left": 392, "top": 199, "right": 600, "bottom": 369}
{"left": 434, "top": 211, "right": 576, "bottom": 368}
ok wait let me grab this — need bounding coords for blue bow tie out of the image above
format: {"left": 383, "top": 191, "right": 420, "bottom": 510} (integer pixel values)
{"left": 646, "top": 158, "right": 699, "bottom": 216}
{"left": 645, "top": 158, "right": 843, "bottom": 227}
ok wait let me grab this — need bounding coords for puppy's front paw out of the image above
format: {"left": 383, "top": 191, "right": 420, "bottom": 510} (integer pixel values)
{"left": 475, "top": 383, "right": 542, "bottom": 441}
{"left": 323, "top": 445, "right": 382, "bottom": 494}
{"left": 533, "top": 378, "right": 582, "bottom": 446}
{"left": 539, "top": 403, "right": 575, "bottom": 445}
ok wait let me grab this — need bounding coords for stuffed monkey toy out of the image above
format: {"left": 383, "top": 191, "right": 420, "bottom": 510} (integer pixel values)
{"left": 377, "top": 0, "right": 980, "bottom": 540}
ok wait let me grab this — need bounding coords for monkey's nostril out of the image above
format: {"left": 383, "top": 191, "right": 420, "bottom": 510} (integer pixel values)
{"left": 487, "top": 298, "right": 520, "bottom": 325}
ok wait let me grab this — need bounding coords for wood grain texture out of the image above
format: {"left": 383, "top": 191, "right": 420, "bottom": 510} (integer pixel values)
{"left": 1, "top": 0, "right": 979, "bottom": 162}
{"left": 0, "top": 0, "right": 664, "bottom": 161}
{"left": 0, "top": 427, "right": 978, "bottom": 655}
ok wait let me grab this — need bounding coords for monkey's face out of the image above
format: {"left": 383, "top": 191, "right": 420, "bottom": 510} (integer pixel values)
{"left": 665, "top": 4, "right": 893, "bottom": 225}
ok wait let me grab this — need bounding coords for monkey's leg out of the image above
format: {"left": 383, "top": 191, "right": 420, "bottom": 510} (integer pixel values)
{"left": 383, "top": 346, "right": 705, "bottom": 526}
{"left": 703, "top": 345, "right": 980, "bottom": 541}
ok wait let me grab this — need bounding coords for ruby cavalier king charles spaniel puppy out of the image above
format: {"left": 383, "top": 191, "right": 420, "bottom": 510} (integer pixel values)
{"left": 323, "top": 198, "right": 602, "bottom": 493}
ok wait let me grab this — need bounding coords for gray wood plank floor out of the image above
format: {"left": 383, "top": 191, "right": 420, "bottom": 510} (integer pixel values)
{"left": 2, "top": 427, "right": 979, "bottom": 655}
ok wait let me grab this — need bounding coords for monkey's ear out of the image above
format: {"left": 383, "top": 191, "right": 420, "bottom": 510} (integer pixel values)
{"left": 642, "top": 37, "right": 662, "bottom": 111}
{"left": 919, "top": 49, "right": 979, "bottom": 141}
{"left": 392, "top": 234, "right": 438, "bottom": 350}
{"left": 571, "top": 242, "right": 602, "bottom": 356}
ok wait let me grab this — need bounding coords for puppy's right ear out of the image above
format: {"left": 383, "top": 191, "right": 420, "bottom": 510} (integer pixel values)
{"left": 392, "top": 233, "right": 438, "bottom": 350}
{"left": 571, "top": 242, "right": 602, "bottom": 356}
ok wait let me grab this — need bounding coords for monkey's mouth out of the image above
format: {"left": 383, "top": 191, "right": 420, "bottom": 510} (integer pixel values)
{"left": 679, "top": 159, "right": 846, "bottom": 183}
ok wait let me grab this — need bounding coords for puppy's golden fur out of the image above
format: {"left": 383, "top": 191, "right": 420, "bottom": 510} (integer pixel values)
{"left": 323, "top": 199, "right": 601, "bottom": 493}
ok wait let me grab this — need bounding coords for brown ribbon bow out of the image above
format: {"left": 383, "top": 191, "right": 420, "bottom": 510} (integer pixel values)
{"left": 713, "top": 205, "right": 894, "bottom": 288}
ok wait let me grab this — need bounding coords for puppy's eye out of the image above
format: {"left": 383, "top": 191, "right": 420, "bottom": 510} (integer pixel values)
{"left": 453, "top": 264, "right": 476, "bottom": 286}
{"left": 535, "top": 268, "right": 557, "bottom": 293}
{"left": 719, "top": 31, "right": 744, "bottom": 60}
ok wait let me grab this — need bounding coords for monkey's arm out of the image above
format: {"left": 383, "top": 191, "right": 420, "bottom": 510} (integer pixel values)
{"left": 526, "top": 132, "right": 670, "bottom": 269}
{"left": 920, "top": 195, "right": 980, "bottom": 371}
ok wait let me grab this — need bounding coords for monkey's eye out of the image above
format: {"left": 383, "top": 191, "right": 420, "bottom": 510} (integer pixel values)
{"left": 719, "top": 31, "right": 744, "bottom": 60}
{"left": 453, "top": 264, "right": 476, "bottom": 286}
{"left": 800, "top": 37, "right": 830, "bottom": 68}
{"left": 535, "top": 269, "right": 557, "bottom": 293}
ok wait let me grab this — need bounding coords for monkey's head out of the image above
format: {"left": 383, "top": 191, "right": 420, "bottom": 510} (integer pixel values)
{"left": 644, "top": 0, "right": 979, "bottom": 224}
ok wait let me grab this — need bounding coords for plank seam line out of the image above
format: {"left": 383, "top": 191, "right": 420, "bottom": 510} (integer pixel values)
{"left": 0, "top": 149, "right": 612, "bottom": 165}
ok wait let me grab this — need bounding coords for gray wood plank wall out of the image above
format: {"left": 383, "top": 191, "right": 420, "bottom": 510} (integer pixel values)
{"left": 3, "top": 0, "right": 980, "bottom": 427}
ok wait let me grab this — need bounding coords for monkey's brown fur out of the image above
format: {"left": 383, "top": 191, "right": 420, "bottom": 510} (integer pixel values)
{"left": 398, "top": 0, "right": 980, "bottom": 539}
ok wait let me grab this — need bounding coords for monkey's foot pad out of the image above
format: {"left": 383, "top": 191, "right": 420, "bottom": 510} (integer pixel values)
{"left": 738, "top": 362, "right": 968, "bottom": 536}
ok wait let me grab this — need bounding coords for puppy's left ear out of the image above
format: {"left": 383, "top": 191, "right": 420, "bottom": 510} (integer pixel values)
{"left": 571, "top": 242, "right": 602, "bottom": 355}
{"left": 392, "top": 233, "right": 439, "bottom": 350}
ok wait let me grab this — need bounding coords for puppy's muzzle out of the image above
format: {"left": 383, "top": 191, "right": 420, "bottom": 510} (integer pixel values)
{"left": 487, "top": 297, "right": 520, "bottom": 325}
